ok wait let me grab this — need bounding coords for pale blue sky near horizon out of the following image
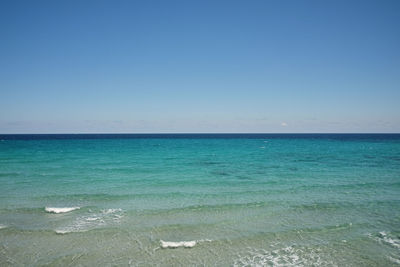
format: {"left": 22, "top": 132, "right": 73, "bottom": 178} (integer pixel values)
{"left": 1, "top": 0, "right": 399, "bottom": 133}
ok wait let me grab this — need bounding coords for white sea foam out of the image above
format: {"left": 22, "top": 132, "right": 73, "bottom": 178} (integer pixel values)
{"left": 160, "top": 240, "right": 197, "bottom": 248}
{"left": 55, "top": 228, "right": 89, "bottom": 234}
{"left": 233, "top": 245, "right": 331, "bottom": 267}
{"left": 54, "top": 208, "right": 124, "bottom": 234}
{"left": 0, "top": 224, "right": 7, "bottom": 229}
{"left": 377, "top": 231, "right": 400, "bottom": 249}
{"left": 55, "top": 229, "right": 72, "bottom": 234}
{"left": 389, "top": 256, "right": 400, "bottom": 265}
{"left": 101, "top": 208, "right": 124, "bottom": 222}
{"left": 368, "top": 231, "right": 400, "bottom": 249}
{"left": 367, "top": 232, "right": 400, "bottom": 264}
{"left": 85, "top": 217, "right": 100, "bottom": 221}
{"left": 102, "top": 208, "right": 122, "bottom": 214}
{"left": 45, "top": 207, "right": 80, "bottom": 214}
{"left": 160, "top": 239, "right": 211, "bottom": 249}
{"left": 234, "top": 246, "right": 301, "bottom": 266}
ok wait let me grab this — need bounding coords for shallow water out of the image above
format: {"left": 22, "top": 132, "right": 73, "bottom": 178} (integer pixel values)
{"left": 0, "top": 134, "right": 399, "bottom": 266}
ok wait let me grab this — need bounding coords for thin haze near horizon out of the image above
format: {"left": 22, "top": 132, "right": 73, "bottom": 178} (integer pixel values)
{"left": 1, "top": 0, "right": 399, "bottom": 133}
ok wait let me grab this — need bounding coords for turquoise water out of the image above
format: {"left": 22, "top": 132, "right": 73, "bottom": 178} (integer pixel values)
{"left": 0, "top": 134, "right": 399, "bottom": 266}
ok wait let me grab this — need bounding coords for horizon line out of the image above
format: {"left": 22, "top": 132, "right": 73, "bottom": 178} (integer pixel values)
{"left": 1, "top": 132, "right": 399, "bottom": 135}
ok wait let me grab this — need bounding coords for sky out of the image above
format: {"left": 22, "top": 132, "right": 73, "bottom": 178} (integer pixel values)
{"left": 0, "top": 0, "right": 399, "bottom": 133}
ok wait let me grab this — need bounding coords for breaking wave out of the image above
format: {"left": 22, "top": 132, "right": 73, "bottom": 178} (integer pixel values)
{"left": 45, "top": 207, "right": 80, "bottom": 214}
{"left": 159, "top": 239, "right": 212, "bottom": 249}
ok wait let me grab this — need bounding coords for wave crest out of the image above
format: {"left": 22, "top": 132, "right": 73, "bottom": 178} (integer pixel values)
{"left": 45, "top": 207, "right": 80, "bottom": 213}
{"left": 160, "top": 239, "right": 211, "bottom": 249}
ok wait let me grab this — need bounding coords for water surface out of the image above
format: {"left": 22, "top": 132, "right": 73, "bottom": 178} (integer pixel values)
{"left": 0, "top": 134, "right": 399, "bottom": 266}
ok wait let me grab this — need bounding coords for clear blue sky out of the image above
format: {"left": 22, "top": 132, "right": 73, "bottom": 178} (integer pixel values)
{"left": 1, "top": 0, "right": 399, "bottom": 133}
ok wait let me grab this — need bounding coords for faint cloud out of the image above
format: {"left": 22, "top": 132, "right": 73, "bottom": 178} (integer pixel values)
{"left": 281, "top": 122, "right": 288, "bottom": 127}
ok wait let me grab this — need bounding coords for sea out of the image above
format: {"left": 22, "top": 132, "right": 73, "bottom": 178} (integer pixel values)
{"left": 0, "top": 134, "right": 399, "bottom": 266}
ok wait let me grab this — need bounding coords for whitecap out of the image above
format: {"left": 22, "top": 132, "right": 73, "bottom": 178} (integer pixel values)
{"left": 0, "top": 224, "right": 7, "bottom": 229}
{"left": 85, "top": 217, "right": 100, "bottom": 221}
{"left": 160, "top": 240, "right": 197, "bottom": 248}
{"left": 159, "top": 239, "right": 211, "bottom": 249}
{"left": 45, "top": 207, "right": 80, "bottom": 214}
{"left": 55, "top": 229, "right": 88, "bottom": 235}
{"left": 55, "top": 229, "right": 70, "bottom": 235}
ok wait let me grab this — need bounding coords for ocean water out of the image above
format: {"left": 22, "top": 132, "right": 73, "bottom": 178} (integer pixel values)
{"left": 0, "top": 134, "right": 399, "bottom": 266}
